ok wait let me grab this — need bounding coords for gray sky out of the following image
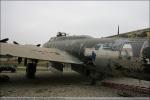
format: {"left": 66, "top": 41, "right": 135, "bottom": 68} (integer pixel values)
{"left": 1, "top": 1, "right": 149, "bottom": 45}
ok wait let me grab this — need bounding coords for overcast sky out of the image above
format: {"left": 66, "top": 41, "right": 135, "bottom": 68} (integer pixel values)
{"left": 1, "top": 1, "right": 149, "bottom": 45}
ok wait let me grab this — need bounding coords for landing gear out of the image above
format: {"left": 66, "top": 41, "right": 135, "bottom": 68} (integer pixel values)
{"left": 26, "top": 63, "right": 36, "bottom": 79}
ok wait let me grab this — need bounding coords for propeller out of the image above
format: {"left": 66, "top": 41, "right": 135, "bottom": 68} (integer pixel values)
{"left": 0, "top": 38, "right": 9, "bottom": 43}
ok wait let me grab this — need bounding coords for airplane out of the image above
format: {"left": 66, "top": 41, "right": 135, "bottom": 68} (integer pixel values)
{"left": 43, "top": 32, "right": 150, "bottom": 82}
{"left": 0, "top": 32, "right": 150, "bottom": 83}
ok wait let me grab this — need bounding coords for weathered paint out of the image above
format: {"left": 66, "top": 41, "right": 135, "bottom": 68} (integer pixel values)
{"left": 43, "top": 34, "right": 150, "bottom": 80}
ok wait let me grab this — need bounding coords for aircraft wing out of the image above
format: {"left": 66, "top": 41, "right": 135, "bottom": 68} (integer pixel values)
{"left": 0, "top": 43, "right": 83, "bottom": 64}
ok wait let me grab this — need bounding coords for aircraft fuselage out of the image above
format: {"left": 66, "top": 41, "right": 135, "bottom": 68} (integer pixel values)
{"left": 43, "top": 35, "right": 116, "bottom": 60}
{"left": 43, "top": 33, "right": 150, "bottom": 80}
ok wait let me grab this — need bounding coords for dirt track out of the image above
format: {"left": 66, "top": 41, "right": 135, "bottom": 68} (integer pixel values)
{"left": 0, "top": 70, "right": 118, "bottom": 97}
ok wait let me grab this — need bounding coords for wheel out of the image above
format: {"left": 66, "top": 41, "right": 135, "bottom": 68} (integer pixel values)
{"left": 26, "top": 63, "right": 36, "bottom": 79}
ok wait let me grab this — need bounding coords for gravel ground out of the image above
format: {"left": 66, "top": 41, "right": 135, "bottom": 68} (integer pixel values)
{"left": 0, "top": 70, "right": 119, "bottom": 97}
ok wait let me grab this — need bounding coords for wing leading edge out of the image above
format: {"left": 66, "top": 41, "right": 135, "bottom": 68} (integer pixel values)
{"left": 0, "top": 43, "right": 82, "bottom": 64}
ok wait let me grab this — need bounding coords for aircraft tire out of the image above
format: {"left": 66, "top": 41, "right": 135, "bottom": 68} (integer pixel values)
{"left": 26, "top": 63, "right": 36, "bottom": 79}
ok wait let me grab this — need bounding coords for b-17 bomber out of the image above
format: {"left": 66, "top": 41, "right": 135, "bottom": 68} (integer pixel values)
{"left": 0, "top": 32, "right": 150, "bottom": 83}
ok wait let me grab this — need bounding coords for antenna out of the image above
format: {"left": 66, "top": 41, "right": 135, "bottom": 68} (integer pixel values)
{"left": 118, "top": 25, "right": 120, "bottom": 36}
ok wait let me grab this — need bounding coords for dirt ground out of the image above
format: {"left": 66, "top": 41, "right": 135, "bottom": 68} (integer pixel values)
{"left": 0, "top": 68, "right": 119, "bottom": 97}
